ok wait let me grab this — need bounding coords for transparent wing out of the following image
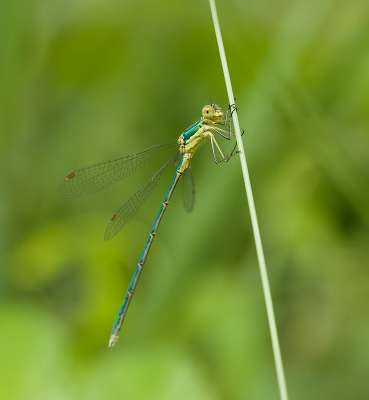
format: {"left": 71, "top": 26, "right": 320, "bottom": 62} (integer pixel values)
{"left": 104, "top": 151, "right": 180, "bottom": 241}
{"left": 182, "top": 164, "right": 195, "bottom": 213}
{"left": 59, "top": 140, "right": 178, "bottom": 198}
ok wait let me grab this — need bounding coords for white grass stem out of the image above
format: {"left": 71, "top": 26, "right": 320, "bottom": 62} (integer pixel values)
{"left": 209, "top": 1, "right": 289, "bottom": 399}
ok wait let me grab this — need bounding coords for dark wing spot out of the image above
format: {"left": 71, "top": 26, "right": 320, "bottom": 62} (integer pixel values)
{"left": 66, "top": 171, "right": 77, "bottom": 180}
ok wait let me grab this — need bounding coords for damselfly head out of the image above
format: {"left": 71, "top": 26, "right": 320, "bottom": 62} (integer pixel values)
{"left": 202, "top": 104, "right": 223, "bottom": 120}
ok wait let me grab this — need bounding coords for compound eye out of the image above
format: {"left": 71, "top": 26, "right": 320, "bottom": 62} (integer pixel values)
{"left": 202, "top": 105, "right": 215, "bottom": 119}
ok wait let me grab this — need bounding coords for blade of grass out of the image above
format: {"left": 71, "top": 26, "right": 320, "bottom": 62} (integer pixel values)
{"left": 208, "top": 1, "right": 289, "bottom": 399}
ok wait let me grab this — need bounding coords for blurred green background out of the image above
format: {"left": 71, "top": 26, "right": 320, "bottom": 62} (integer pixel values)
{"left": 1, "top": 0, "right": 369, "bottom": 398}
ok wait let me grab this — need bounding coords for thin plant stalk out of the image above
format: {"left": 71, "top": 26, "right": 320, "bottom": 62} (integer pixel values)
{"left": 208, "top": 1, "right": 289, "bottom": 399}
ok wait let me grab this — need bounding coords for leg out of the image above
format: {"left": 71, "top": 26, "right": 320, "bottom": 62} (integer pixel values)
{"left": 212, "top": 103, "right": 238, "bottom": 139}
{"left": 209, "top": 134, "right": 237, "bottom": 164}
{"left": 209, "top": 129, "right": 244, "bottom": 164}
{"left": 210, "top": 126, "right": 235, "bottom": 140}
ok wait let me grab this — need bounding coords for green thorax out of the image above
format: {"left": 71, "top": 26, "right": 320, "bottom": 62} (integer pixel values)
{"left": 181, "top": 120, "right": 203, "bottom": 143}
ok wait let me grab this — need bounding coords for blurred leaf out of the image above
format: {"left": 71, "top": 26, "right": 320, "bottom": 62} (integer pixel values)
{"left": 49, "top": 27, "right": 125, "bottom": 86}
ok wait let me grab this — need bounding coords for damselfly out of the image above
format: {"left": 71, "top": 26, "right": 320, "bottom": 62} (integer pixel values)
{"left": 59, "top": 103, "right": 239, "bottom": 348}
